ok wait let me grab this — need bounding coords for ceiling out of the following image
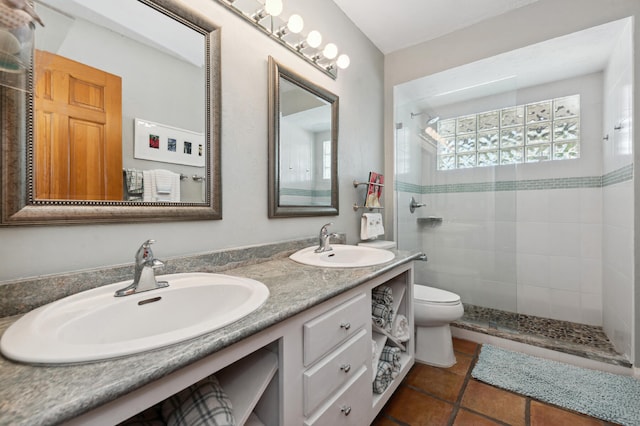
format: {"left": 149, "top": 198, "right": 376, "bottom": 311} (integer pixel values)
{"left": 332, "top": 0, "right": 540, "bottom": 54}
{"left": 394, "top": 18, "right": 628, "bottom": 109}
{"left": 332, "top": 0, "right": 629, "bottom": 110}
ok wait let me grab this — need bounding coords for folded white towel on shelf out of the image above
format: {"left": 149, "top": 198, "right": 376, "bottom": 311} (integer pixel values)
{"left": 361, "top": 212, "right": 384, "bottom": 240}
{"left": 393, "top": 314, "right": 410, "bottom": 342}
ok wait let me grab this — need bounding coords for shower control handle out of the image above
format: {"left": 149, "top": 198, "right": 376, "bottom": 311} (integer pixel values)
{"left": 410, "top": 196, "right": 426, "bottom": 213}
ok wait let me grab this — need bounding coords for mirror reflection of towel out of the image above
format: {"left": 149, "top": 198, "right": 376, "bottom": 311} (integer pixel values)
{"left": 143, "top": 169, "right": 181, "bottom": 202}
{"left": 124, "top": 169, "right": 144, "bottom": 201}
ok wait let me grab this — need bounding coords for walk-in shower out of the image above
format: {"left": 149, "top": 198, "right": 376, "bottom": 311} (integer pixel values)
{"left": 394, "top": 17, "right": 635, "bottom": 366}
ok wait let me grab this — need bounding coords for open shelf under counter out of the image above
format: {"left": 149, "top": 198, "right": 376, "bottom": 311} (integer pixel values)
{"left": 371, "top": 352, "right": 413, "bottom": 413}
{"left": 216, "top": 348, "right": 278, "bottom": 425}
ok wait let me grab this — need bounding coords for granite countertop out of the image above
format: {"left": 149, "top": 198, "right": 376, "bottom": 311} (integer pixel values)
{"left": 0, "top": 249, "right": 420, "bottom": 426}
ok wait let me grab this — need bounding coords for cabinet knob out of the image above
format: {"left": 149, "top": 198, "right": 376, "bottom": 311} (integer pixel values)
{"left": 340, "top": 322, "right": 351, "bottom": 330}
{"left": 340, "top": 363, "right": 351, "bottom": 373}
{"left": 341, "top": 405, "right": 352, "bottom": 416}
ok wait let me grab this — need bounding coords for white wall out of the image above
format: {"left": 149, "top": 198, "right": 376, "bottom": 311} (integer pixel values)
{"left": 385, "top": 0, "right": 640, "bottom": 362}
{"left": 0, "top": 0, "right": 384, "bottom": 282}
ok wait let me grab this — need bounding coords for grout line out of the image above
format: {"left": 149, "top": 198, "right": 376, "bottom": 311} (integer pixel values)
{"left": 381, "top": 412, "right": 410, "bottom": 426}
{"left": 525, "top": 398, "right": 532, "bottom": 426}
{"left": 453, "top": 343, "right": 522, "bottom": 426}
{"left": 447, "top": 345, "right": 479, "bottom": 425}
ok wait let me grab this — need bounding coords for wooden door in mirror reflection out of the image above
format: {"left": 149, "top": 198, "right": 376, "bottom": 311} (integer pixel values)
{"left": 34, "top": 50, "right": 123, "bottom": 200}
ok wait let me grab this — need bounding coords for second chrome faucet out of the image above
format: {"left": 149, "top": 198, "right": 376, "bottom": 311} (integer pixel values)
{"left": 315, "top": 223, "right": 339, "bottom": 253}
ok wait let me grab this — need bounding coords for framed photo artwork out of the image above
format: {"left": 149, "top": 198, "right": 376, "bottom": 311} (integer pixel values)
{"left": 134, "top": 118, "right": 205, "bottom": 167}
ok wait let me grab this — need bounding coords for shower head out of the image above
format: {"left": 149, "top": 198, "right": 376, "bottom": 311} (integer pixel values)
{"left": 410, "top": 111, "right": 440, "bottom": 126}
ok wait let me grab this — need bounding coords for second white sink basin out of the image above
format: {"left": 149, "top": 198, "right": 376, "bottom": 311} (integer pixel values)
{"left": 289, "top": 245, "right": 395, "bottom": 268}
{"left": 0, "top": 273, "right": 269, "bottom": 364}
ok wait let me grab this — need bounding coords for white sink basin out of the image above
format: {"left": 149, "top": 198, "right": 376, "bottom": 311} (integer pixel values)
{"left": 0, "top": 273, "right": 269, "bottom": 364}
{"left": 289, "top": 245, "right": 395, "bottom": 268}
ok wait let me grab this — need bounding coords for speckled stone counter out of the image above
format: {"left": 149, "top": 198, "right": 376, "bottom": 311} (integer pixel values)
{"left": 0, "top": 240, "right": 420, "bottom": 426}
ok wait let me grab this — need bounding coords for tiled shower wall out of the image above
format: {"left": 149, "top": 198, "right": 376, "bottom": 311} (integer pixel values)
{"left": 405, "top": 166, "right": 631, "bottom": 327}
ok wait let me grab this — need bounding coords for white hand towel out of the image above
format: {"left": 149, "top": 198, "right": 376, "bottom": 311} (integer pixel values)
{"left": 142, "top": 170, "right": 181, "bottom": 202}
{"left": 361, "top": 212, "right": 385, "bottom": 240}
{"left": 154, "top": 169, "right": 181, "bottom": 202}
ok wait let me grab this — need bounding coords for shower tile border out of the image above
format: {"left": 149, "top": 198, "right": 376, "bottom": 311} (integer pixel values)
{"left": 396, "top": 163, "right": 633, "bottom": 194}
{"left": 280, "top": 188, "right": 332, "bottom": 197}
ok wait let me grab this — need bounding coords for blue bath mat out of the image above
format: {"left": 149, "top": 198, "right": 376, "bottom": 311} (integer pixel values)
{"left": 472, "top": 344, "right": 640, "bottom": 425}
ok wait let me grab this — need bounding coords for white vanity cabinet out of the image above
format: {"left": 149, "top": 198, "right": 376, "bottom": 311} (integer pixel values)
{"left": 65, "top": 262, "right": 415, "bottom": 426}
{"left": 293, "top": 264, "right": 415, "bottom": 426}
{"left": 301, "top": 293, "right": 371, "bottom": 425}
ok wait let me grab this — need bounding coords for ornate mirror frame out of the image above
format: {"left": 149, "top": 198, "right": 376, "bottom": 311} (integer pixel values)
{"left": 268, "top": 56, "right": 339, "bottom": 218}
{"left": 0, "top": 0, "right": 221, "bottom": 225}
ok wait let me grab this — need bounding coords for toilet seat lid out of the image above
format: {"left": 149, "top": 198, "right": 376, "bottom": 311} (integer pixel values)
{"left": 414, "top": 285, "right": 461, "bottom": 304}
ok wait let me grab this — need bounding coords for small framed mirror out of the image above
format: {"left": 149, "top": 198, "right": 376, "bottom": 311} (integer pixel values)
{"left": 0, "top": 0, "right": 221, "bottom": 225}
{"left": 268, "top": 56, "right": 338, "bottom": 218}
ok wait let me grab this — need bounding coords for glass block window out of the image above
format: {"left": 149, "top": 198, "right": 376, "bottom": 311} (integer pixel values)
{"left": 435, "top": 95, "right": 580, "bottom": 170}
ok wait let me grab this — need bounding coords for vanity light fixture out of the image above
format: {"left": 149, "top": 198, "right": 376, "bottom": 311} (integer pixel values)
{"left": 264, "top": 0, "right": 283, "bottom": 16}
{"left": 277, "top": 13, "right": 303, "bottom": 37}
{"left": 253, "top": 0, "right": 281, "bottom": 22}
{"left": 214, "top": 0, "right": 348, "bottom": 78}
{"left": 287, "top": 14, "right": 303, "bottom": 33}
{"left": 251, "top": 8, "right": 268, "bottom": 22}
{"left": 322, "top": 42, "right": 338, "bottom": 60}
{"left": 306, "top": 30, "right": 322, "bottom": 48}
{"left": 336, "top": 54, "right": 350, "bottom": 69}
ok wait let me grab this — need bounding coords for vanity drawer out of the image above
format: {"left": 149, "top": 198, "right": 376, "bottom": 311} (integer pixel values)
{"left": 303, "top": 328, "right": 369, "bottom": 416}
{"left": 304, "top": 365, "right": 370, "bottom": 426}
{"left": 303, "top": 293, "right": 368, "bottom": 366}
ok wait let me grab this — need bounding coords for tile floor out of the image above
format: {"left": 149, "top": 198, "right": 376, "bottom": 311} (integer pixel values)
{"left": 373, "top": 338, "right": 619, "bottom": 426}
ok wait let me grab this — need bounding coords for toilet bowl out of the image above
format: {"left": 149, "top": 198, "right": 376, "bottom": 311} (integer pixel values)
{"left": 413, "top": 285, "right": 464, "bottom": 367}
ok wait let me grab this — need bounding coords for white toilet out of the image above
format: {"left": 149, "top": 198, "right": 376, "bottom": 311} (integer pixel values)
{"left": 413, "top": 284, "right": 464, "bottom": 367}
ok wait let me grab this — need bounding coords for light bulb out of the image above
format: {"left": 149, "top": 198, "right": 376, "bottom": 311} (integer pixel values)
{"left": 287, "top": 14, "right": 304, "bottom": 34}
{"left": 336, "top": 54, "right": 350, "bottom": 69}
{"left": 306, "top": 30, "right": 322, "bottom": 48}
{"left": 323, "top": 43, "right": 338, "bottom": 60}
{"left": 264, "top": 0, "right": 283, "bottom": 17}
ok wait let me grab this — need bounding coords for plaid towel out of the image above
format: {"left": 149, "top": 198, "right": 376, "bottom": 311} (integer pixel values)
{"left": 371, "top": 301, "right": 392, "bottom": 329}
{"left": 380, "top": 345, "right": 401, "bottom": 375}
{"left": 161, "top": 375, "right": 236, "bottom": 426}
{"left": 124, "top": 168, "right": 144, "bottom": 194}
{"left": 373, "top": 360, "right": 393, "bottom": 394}
{"left": 372, "top": 285, "right": 393, "bottom": 306}
{"left": 124, "top": 168, "right": 144, "bottom": 201}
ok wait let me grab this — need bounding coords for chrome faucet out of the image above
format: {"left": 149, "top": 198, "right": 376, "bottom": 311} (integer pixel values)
{"left": 114, "top": 240, "right": 169, "bottom": 297}
{"left": 315, "top": 223, "right": 338, "bottom": 253}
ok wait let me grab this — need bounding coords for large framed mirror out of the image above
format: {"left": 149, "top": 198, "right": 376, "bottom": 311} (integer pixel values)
{"left": 268, "top": 56, "right": 338, "bottom": 218}
{"left": 0, "top": 0, "right": 221, "bottom": 225}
